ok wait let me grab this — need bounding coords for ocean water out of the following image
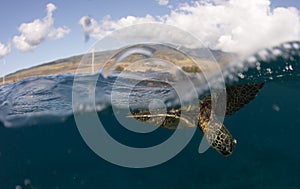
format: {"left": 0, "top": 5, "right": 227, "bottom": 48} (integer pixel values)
{"left": 0, "top": 41, "right": 300, "bottom": 189}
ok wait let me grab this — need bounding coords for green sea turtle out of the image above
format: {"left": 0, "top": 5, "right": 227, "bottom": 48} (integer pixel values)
{"left": 106, "top": 43, "right": 264, "bottom": 157}
{"left": 128, "top": 82, "right": 264, "bottom": 157}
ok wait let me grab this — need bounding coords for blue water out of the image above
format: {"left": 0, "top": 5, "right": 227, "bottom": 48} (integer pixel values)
{"left": 0, "top": 41, "right": 300, "bottom": 188}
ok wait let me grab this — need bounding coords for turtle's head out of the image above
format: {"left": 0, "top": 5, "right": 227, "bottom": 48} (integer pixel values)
{"left": 215, "top": 134, "right": 237, "bottom": 157}
{"left": 202, "top": 121, "right": 237, "bottom": 157}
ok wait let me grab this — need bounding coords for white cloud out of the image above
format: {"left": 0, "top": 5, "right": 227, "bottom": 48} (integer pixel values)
{"left": 157, "top": 0, "right": 169, "bottom": 6}
{"left": 48, "top": 27, "right": 71, "bottom": 40}
{"left": 79, "top": 16, "right": 103, "bottom": 42}
{"left": 79, "top": 15, "right": 155, "bottom": 41}
{"left": 12, "top": 35, "right": 35, "bottom": 52}
{"left": 13, "top": 3, "right": 70, "bottom": 52}
{"left": 0, "top": 42, "right": 10, "bottom": 58}
{"left": 80, "top": 0, "right": 300, "bottom": 56}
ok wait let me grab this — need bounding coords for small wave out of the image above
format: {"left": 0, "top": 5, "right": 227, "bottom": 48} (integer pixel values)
{"left": 224, "top": 41, "right": 300, "bottom": 84}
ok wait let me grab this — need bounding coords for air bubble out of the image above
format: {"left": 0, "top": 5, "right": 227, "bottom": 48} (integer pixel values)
{"left": 283, "top": 43, "right": 292, "bottom": 49}
{"left": 285, "top": 66, "right": 289, "bottom": 71}
{"left": 266, "top": 68, "right": 272, "bottom": 74}
{"left": 272, "top": 48, "right": 282, "bottom": 56}
{"left": 272, "top": 104, "right": 280, "bottom": 112}
{"left": 24, "top": 179, "right": 31, "bottom": 186}
{"left": 256, "top": 62, "right": 261, "bottom": 71}
{"left": 238, "top": 73, "right": 245, "bottom": 79}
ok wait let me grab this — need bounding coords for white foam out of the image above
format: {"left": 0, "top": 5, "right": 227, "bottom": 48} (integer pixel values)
{"left": 272, "top": 48, "right": 282, "bottom": 56}
{"left": 293, "top": 43, "right": 300, "bottom": 49}
{"left": 246, "top": 56, "right": 257, "bottom": 63}
{"left": 257, "top": 49, "right": 270, "bottom": 61}
{"left": 283, "top": 43, "right": 292, "bottom": 49}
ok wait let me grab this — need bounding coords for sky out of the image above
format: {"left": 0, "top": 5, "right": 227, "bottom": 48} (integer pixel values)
{"left": 0, "top": 0, "right": 300, "bottom": 76}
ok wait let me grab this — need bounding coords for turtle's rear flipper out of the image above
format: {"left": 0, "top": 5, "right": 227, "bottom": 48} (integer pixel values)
{"left": 128, "top": 110, "right": 196, "bottom": 130}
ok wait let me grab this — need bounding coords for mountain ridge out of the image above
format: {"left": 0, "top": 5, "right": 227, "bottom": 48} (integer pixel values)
{"left": 2, "top": 46, "right": 236, "bottom": 84}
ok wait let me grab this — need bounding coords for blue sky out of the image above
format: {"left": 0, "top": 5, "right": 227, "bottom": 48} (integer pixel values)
{"left": 0, "top": 0, "right": 300, "bottom": 76}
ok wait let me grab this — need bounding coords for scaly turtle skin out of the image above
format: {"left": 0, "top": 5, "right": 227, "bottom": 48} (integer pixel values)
{"left": 129, "top": 82, "right": 264, "bottom": 157}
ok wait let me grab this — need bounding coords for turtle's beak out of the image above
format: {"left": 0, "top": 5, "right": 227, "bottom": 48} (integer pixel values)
{"left": 233, "top": 139, "right": 237, "bottom": 145}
